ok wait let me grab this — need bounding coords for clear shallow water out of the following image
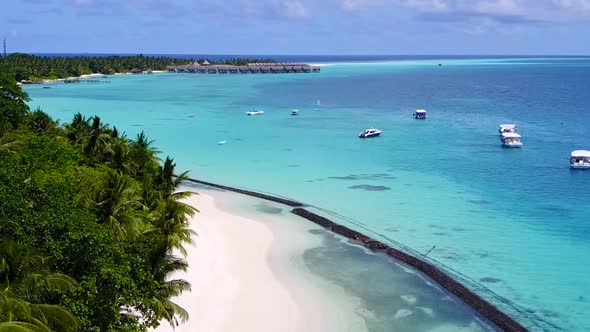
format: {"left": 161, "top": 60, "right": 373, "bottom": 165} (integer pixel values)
{"left": 193, "top": 183, "right": 498, "bottom": 332}
{"left": 26, "top": 57, "right": 590, "bottom": 331}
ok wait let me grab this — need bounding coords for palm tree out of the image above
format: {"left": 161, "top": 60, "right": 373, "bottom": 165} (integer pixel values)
{"left": 65, "top": 113, "right": 90, "bottom": 145}
{"left": 145, "top": 199, "right": 196, "bottom": 257}
{"left": 110, "top": 140, "right": 129, "bottom": 174}
{"left": 127, "top": 132, "right": 160, "bottom": 180}
{"left": 155, "top": 157, "right": 193, "bottom": 201}
{"left": 147, "top": 247, "right": 190, "bottom": 328}
{"left": 92, "top": 172, "right": 142, "bottom": 239}
{"left": 0, "top": 241, "right": 79, "bottom": 332}
{"left": 27, "top": 109, "right": 58, "bottom": 136}
{"left": 84, "top": 116, "right": 112, "bottom": 162}
{"left": 0, "top": 133, "right": 21, "bottom": 155}
{"left": 0, "top": 292, "right": 79, "bottom": 332}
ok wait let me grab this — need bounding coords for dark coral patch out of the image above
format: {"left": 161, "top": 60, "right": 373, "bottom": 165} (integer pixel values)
{"left": 480, "top": 277, "right": 502, "bottom": 284}
{"left": 255, "top": 204, "right": 283, "bottom": 214}
{"left": 468, "top": 200, "right": 491, "bottom": 205}
{"left": 348, "top": 184, "right": 391, "bottom": 191}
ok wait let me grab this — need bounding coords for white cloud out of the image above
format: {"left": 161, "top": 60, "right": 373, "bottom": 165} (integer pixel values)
{"left": 553, "top": 0, "right": 590, "bottom": 11}
{"left": 338, "top": 0, "right": 590, "bottom": 22}
{"left": 279, "top": 0, "right": 310, "bottom": 18}
{"left": 239, "top": 0, "right": 310, "bottom": 19}
{"left": 72, "top": 0, "right": 93, "bottom": 6}
{"left": 472, "top": 0, "right": 520, "bottom": 15}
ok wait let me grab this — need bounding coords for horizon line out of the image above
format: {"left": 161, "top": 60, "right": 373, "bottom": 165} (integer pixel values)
{"left": 5, "top": 52, "right": 590, "bottom": 57}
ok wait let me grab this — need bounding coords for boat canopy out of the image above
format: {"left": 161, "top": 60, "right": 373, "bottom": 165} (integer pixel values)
{"left": 501, "top": 133, "right": 521, "bottom": 138}
{"left": 571, "top": 150, "right": 590, "bottom": 158}
{"left": 415, "top": 109, "right": 427, "bottom": 114}
{"left": 499, "top": 124, "right": 516, "bottom": 130}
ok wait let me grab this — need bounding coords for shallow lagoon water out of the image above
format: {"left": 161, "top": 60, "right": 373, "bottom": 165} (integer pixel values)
{"left": 26, "top": 57, "right": 590, "bottom": 331}
{"left": 196, "top": 184, "right": 498, "bottom": 332}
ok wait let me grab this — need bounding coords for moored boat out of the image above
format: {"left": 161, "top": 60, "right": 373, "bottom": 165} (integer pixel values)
{"left": 570, "top": 150, "right": 590, "bottom": 169}
{"left": 501, "top": 132, "right": 523, "bottom": 148}
{"left": 246, "top": 109, "right": 264, "bottom": 116}
{"left": 413, "top": 109, "right": 427, "bottom": 119}
{"left": 359, "top": 128, "right": 382, "bottom": 138}
{"left": 291, "top": 109, "right": 300, "bottom": 116}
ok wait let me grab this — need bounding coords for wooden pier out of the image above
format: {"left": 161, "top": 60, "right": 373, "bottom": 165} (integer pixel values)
{"left": 20, "top": 78, "right": 111, "bottom": 85}
{"left": 166, "top": 62, "right": 320, "bottom": 74}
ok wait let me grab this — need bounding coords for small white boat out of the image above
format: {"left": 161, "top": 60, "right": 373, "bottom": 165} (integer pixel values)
{"left": 413, "top": 109, "right": 427, "bottom": 119}
{"left": 498, "top": 124, "right": 517, "bottom": 134}
{"left": 291, "top": 109, "right": 300, "bottom": 116}
{"left": 501, "top": 132, "right": 523, "bottom": 148}
{"left": 316, "top": 99, "right": 321, "bottom": 109}
{"left": 218, "top": 140, "right": 226, "bottom": 145}
{"left": 570, "top": 150, "right": 590, "bottom": 169}
{"left": 359, "top": 128, "right": 382, "bottom": 138}
{"left": 246, "top": 109, "right": 264, "bottom": 116}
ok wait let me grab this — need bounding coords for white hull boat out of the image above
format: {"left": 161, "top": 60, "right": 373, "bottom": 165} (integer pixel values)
{"left": 246, "top": 109, "right": 264, "bottom": 116}
{"left": 501, "top": 132, "right": 523, "bottom": 148}
{"left": 413, "top": 109, "right": 427, "bottom": 119}
{"left": 498, "top": 124, "right": 517, "bottom": 134}
{"left": 570, "top": 150, "right": 590, "bottom": 169}
{"left": 359, "top": 128, "right": 382, "bottom": 138}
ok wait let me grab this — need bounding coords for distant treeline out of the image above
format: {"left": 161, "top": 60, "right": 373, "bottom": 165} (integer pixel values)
{"left": 0, "top": 53, "right": 276, "bottom": 81}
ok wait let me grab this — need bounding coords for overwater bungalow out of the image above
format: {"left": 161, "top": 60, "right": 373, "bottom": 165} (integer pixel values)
{"left": 218, "top": 66, "right": 229, "bottom": 74}
{"left": 164, "top": 62, "right": 318, "bottom": 75}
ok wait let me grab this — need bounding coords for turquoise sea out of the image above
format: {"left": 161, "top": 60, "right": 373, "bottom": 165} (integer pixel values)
{"left": 26, "top": 57, "right": 590, "bottom": 331}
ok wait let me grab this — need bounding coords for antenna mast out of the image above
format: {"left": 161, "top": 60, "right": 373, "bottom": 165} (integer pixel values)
{"left": 3, "top": 37, "right": 6, "bottom": 58}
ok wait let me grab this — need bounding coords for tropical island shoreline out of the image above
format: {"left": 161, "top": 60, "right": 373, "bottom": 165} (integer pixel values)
{"left": 154, "top": 188, "right": 369, "bottom": 332}
{"left": 171, "top": 179, "right": 529, "bottom": 332}
{"left": 1, "top": 54, "right": 538, "bottom": 332}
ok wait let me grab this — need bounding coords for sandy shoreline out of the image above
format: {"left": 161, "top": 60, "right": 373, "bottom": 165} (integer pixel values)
{"left": 21, "top": 70, "right": 167, "bottom": 85}
{"left": 155, "top": 192, "right": 300, "bottom": 332}
{"left": 154, "top": 189, "right": 369, "bottom": 332}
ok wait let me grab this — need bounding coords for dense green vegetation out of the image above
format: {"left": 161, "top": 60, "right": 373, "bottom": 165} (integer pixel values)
{"left": 0, "top": 67, "right": 196, "bottom": 331}
{"left": 0, "top": 53, "right": 276, "bottom": 81}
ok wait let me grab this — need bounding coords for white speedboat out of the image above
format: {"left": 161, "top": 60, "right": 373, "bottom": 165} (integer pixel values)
{"left": 570, "top": 150, "right": 590, "bottom": 169}
{"left": 246, "top": 109, "right": 264, "bottom": 116}
{"left": 413, "top": 109, "right": 427, "bottom": 119}
{"left": 501, "top": 132, "right": 523, "bottom": 148}
{"left": 359, "top": 128, "right": 382, "bottom": 138}
{"left": 291, "top": 109, "right": 300, "bottom": 116}
{"left": 498, "top": 124, "right": 517, "bottom": 134}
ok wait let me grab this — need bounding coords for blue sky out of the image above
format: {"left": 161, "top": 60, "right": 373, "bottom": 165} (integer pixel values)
{"left": 2, "top": 0, "right": 590, "bottom": 55}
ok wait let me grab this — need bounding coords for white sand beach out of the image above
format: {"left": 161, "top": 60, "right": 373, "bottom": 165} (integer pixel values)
{"left": 154, "top": 191, "right": 367, "bottom": 332}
